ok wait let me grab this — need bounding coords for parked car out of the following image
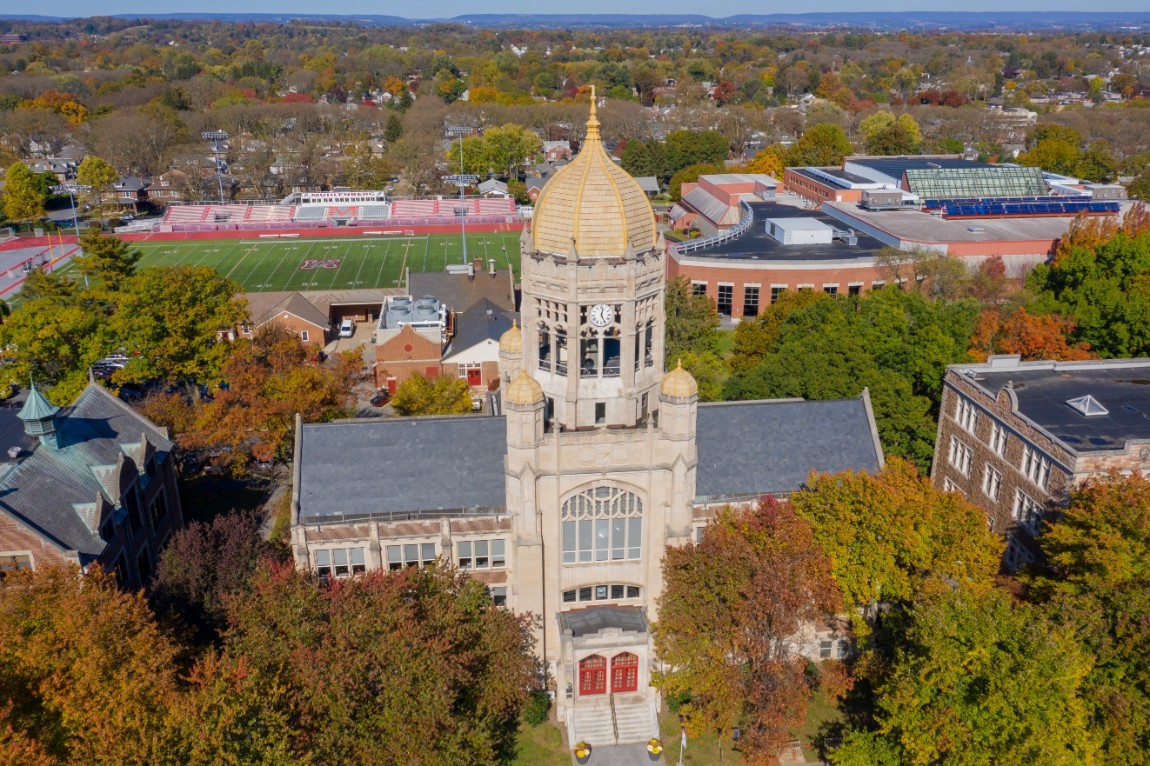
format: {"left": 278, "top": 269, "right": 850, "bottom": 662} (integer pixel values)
{"left": 370, "top": 389, "right": 390, "bottom": 407}
{"left": 339, "top": 318, "right": 355, "bottom": 338}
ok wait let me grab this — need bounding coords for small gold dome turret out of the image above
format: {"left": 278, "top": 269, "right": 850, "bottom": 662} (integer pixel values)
{"left": 506, "top": 369, "right": 544, "bottom": 406}
{"left": 499, "top": 320, "right": 523, "bottom": 354}
{"left": 660, "top": 360, "right": 698, "bottom": 399}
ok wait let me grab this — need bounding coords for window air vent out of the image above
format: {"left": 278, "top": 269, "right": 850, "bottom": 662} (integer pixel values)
{"left": 1066, "top": 394, "right": 1109, "bottom": 417}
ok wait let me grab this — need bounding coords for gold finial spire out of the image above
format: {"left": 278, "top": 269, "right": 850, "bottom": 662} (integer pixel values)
{"left": 586, "top": 85, "right": 600, "bottom": 142}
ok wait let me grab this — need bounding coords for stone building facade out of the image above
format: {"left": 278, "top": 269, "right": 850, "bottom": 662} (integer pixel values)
{"left": 290, "top": 98, "right": 884, "bottom": 746}
{"left": 931, "top": 355, "right": 1150, "bottom": 568}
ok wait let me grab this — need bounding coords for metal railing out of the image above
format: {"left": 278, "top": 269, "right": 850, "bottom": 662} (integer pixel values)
{"left": 670, "top": 201, "right": 754, "bottom": 254}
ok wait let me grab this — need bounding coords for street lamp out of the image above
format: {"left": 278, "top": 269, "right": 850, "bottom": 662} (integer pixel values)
{"left": 201, "top": 130, "right": 229, "bottom": 204}
{"left": 50, "top": 183, "right": 91, "bottom": 284}
{"left": 444, "top": 137, "right": 479, "bottom": 267}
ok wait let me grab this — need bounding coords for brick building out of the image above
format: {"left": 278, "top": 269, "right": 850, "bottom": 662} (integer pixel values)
{"left": 931, "top": 355, "right": 1150, "bottom": 569}
{"left": 239, "top": 292, "right": 331, "bottom": 345}
{"left": 0, "top": 383, "right": 183, "bottom": 588}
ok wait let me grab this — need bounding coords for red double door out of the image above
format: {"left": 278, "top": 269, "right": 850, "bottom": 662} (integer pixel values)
{"left": 579, "top": 652, "right": 638, "bottom": 695}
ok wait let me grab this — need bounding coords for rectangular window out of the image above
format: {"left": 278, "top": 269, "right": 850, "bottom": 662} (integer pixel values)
{"left": 332, "top": 548, "right": 349, "bottom": 576}
{"left": 491, "top": 539, "right": 506, "bottom": 568}
{"left": 491, "top": 586, "right": 507, "bottom": 607}
{"left": 579, "top": 586, "right": 593, "bottom": 602}
{"left": 300, "top": 330, "right": 310, "bottom": 342}
{"left": 387, "top": 545, "right": 402, "bottom": 571}
{"left": 848, "top": 283, "right": 862, "bottom": 296}
{"left": 563, "top": 590, "right": 577, "bottom": 603}
{"left": 387, "top": 543, "right": 434, "bottom": 570}
{"left": 315, "top": 549, "right": 331, "bottom": 577}
{"left": 1021, "top": 446, "right": 1051, "bottom": 489}
{"left": 562, "top": 523, "right": 576, "bottom": 565}
{"left": 350, "top": 547, "right": 366, "bottom": 573}
{"left": 955, "top": 397, "right": 979, "bottom": 434}
{"left": 421, "top": 543, "right": 436, "bottom": 566}
{"left": 610, "top": 584, "right": 624, "bottom": 599}
{"left": 594, "top": 519, "right": 609, "bottom": 562}
{"left": 770, "top": 286, "right": 786, "bottom": 304}
{"left": 990, "top": 422, "right": 1008, "bottom": 457}
{"left": 743, "top": 286, "right": 760, "bottom": 317}
{"left": 475, "top": 540, "right": 490, "bottom": 568}
{"left": 942, "top": 477, "right": 964, "bottom": 495}
{"left": 404, "top": 543, "right": 419, "bottom": 568}
{"left": 1013, "top": 489, "right": 1043, "bottom": 535}
{"left": 0, "top": 554, "right": 33, "bottom": 579}
{"left": 717, "top": 284, "right": 733, "bottom": 316}
{"left": 691, "top": 281, "right": 707, "bottom": 297}
{"left": 458, "top": 540, "right": 472, "bottom": 569}
{"left": 948, "top": 436, "right": 973, "bottom": 478}
{"left": 871, "top": 280, "right": 886, "bottom": 289}
{"left": 596, "top": 585, "right": 609, "bottom": 600}
{"left": 595, "top": 403, "right": 606, "bottom": 425}
{"left": 982, "top": 465, "right": 1003, "bottom": 501}
{"left": 626, "top": 585, "right": 640, "bottom": 598}
{"left": 823, "top": 284, "right": 839, "bottom": 295}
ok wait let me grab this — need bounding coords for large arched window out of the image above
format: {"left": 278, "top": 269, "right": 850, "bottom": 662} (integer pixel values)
{"left": 561, "top": 486, "right": 643, "bottom": 564}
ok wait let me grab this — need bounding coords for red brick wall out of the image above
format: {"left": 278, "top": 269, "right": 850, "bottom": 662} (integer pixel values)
{"left": 784, "top": 169, "right": 864, "bottom": 205}
{"left": 0, "top": 517, "right": 69, "bottom": 570}
{"left": 374, "top": 325, "right": 443, "bottom": 386}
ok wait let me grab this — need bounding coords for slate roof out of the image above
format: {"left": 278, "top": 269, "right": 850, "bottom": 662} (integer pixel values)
{"left": 634, "top": 176, "right": 660, "bottom": 194}
{"left": 694, "top": 397, "right": 883, "bottom": 499}
{"left": 296, "top": 395, "right": 883, "bottom": 523}
{"left": 444, "top": 298, "right": 514, "bottom": 359}
{"left": 0, "top": 384, "right": 174, "bottom": 556}
{"left": 296, "top": 415, "right": 508, "bottom": 523}
{"left": 559, "top": 606, "right": 647, "bottom": 637}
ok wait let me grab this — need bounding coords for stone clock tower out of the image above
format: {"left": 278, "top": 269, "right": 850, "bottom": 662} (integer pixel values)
{"left": 498, "top": 91, "right": 699, "bottom": 738}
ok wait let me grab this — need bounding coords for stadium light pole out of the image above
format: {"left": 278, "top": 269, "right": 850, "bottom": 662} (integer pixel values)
{"left": 459, "top": 135, "right": 468, "bottom": 266}
{"left": 201, "top": 130, "right": 229, "bottom": 204}
{"left": 51, "top": 183, "right": 92, "bottom": 285}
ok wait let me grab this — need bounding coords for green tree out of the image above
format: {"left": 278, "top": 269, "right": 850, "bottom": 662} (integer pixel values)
{"left": 1075, "top": 141, "right": 1118, "bottom": 183}
{"left": 653, "top": 499, "right": 841, "bottom": 759}
{"left": 785, "top": 124, "right": 854, "bottom": 167}
{"left": 668, "top": 161, "right": 723, "bottom": 201}
{"left": 1129, "top": 167, "right": 1150, "bottom": 200}
{"left": 620, "top": 138, "right": 669, "bottom": 180}
{"left": 1030, "top": 473, "right": 1150, "bottom": 764}
{"left": 390, "top": 372, "right": 473, "bottom": 416}
{"left": 1, "top": 162, "right": 45, "bottom": 226}
{"left": 383, "top": 112, "right": 404, "bottom": 144}
{"left": 791, "top": 458, "right": 1002, "bottom": 611}
{"left": 664, "top": 129, "right": 729, "bottom": 172}
{"left": 74, "top": 226, "right": 141, "bottom": 292}
{"left": 833, "top": 589, "right": 1096, "bottom": 765}
{"left": 664, "top": 276, "right": 720, "bottom": 362}
{"left": 111, "top": 266, "right": 247, "bottom": 386}
{"left": 480, "top": 123, "right": 541, "bottom": 179}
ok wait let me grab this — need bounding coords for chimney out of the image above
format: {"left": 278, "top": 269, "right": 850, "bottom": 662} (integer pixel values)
{"left": 488, "top": 258, "right": 497, "bottom": 277}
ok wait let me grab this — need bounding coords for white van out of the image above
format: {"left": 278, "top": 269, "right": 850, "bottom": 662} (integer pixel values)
{"left": 339, "top": 318, "right": 355, "bottom": 338}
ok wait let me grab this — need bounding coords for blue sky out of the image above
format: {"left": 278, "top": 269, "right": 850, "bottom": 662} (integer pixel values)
{"left": 31, "top": 1, "right": 1147, "bottom": 17}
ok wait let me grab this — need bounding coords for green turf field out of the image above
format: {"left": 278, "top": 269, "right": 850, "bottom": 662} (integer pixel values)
{"left": 125, "top": 232, "right": 522, "bottom": 292}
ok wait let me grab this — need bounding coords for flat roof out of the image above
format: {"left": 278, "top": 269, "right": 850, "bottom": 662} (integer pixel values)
{"left": 701, "top": 173, "right": 778, "bottom": 186}
{"left": 764, "top": 217, "right": 834, "bottom": 232}
{"left": 789, "top": 167, "right": 879, "bottom": 188}
{"left": 847, "top": 157, "right": 989, "bottom": 178}
{"left": 953, "top": 357, "right": 1150, "bottom": 453}
{"left": 676, "top": 202, "right": 886, "bottom": 263}
{"left": 824, "top": 201, "right": 1080, "bottom": 244}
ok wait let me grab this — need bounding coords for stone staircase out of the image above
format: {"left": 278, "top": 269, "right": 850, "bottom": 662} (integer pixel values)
{"left": 571, "top": 696, "right": 658, "bottom": 748}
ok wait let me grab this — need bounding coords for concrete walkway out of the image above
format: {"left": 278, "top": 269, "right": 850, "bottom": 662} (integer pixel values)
{"left": 574, "top": 743, "right": 661, "bottom": 766}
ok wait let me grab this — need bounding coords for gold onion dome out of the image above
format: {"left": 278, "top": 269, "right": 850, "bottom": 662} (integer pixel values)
{"left": 506, "top": 369, "right": 544, "bottom": 405}
{"left": 532, "top": 87, "right": 657, "bottom": 258}
{"left": 660, "top": 360, "right": 698, "bottom": 399}
{"left": 499, "top": 320, "right": 523, "bottom": 354}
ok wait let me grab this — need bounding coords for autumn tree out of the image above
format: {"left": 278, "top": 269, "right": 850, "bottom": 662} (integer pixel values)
{"left": 653, "top": 499, "right": 841, "bottom": 762}
{"left": 152, "top": 509, "right": 277, "bottom": 642}
{"left": 785, "top": 123, "right": 854, "bottom": 167}
{"left": 390, "top": 372, "right": 473, "bottom": 416}
{"left": 0, "top": 566, "right": 183, "bottom": 764}
{"left": 1, "top": 162, "right": 45, "bottom": 226}
{"left": 111, "top": 266, "right": 248, "bottom": 387}
{"left": 199, "top": 562, "right": 537, "bottom": 764}
{"left": 968, "top": 306, "right": 1095, "bottom": 361}
{"left": 831, "top": 589, "right": 1096, "bottom": 765}
{"left": 75, "top": 155, "right": 119, "bottom": 217}
{"left": 792, "top": 458, "right": 1002, "bottom": 612}
{"left": 1029, "top": 473, "right": 1150, "bottom": 764}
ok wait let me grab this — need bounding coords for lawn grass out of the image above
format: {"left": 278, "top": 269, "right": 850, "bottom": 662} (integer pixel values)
{"left": 510, "top": 719, "right": 571, "bottom": 766}
{"left": 793, "top": 690, "right": 847, "bottom": 761}
{"left": 101, "top": 231, "right": 523, "bottom": 293}
{"left": 659, "top": 711, "right": 746, "bottom": 765}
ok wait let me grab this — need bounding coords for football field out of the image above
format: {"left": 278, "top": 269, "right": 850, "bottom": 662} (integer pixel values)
{"left": 124, "top": 232, "right": 522, "bottom": 292}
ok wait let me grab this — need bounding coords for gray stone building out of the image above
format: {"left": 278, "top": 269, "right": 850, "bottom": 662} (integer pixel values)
{"left": 289, "top": 100, "right": 883, "bottom": 746}
{"left": 931, "top": 355, "right": 1150, "bottom": 569}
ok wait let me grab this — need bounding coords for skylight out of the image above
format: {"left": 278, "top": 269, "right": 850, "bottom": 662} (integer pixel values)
{"left": 1066, "top": 395, "right": 1109, "bottom": 417}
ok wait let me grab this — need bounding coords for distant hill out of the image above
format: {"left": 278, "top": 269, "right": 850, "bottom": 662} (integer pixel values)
{"left": 0, "top": 11, "right": 1147, "bottom": 31}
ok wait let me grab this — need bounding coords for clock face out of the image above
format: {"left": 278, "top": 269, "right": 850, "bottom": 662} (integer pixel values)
{"left": 589, "top": 303, "right": 615, "bottom": 327}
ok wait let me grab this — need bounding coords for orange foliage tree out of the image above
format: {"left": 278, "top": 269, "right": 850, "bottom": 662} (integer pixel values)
{"left": 969, "top": 306, "right": 1095, "bottom": 362}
